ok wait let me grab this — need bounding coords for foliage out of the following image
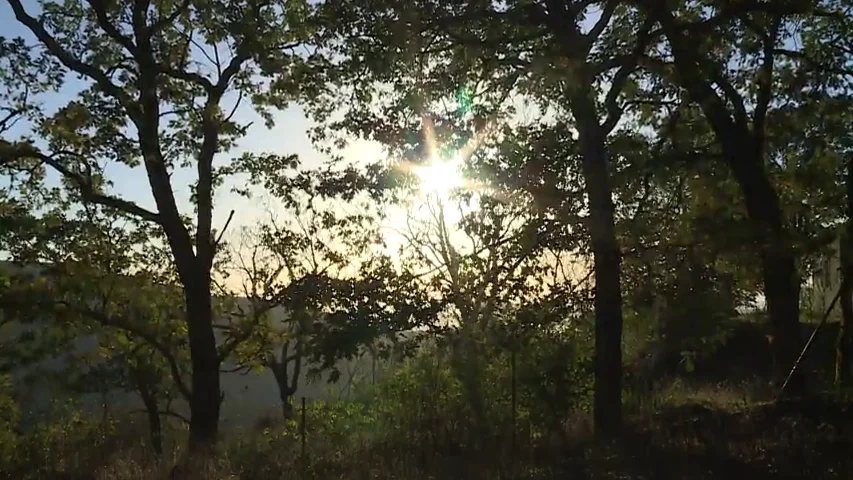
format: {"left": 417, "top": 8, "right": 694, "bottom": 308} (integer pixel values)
{"left": 2, "top": 0, "right": 853, "bottom": 475}
{"left": 0, "top": 375, "right": 19, "bottom": 468}
{"left": 0, "top": 0, "right": 326, "bottom": 445}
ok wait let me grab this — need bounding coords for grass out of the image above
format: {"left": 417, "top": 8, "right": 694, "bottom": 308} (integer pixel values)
{"left": 5, "top": 380, "right": 853, "bottom": 480}
{"left": 5, "top": 322, "right": 853, "bottom": 480}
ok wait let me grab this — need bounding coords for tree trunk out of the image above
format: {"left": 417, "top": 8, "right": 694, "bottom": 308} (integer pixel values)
{"left": 837, "top": 253, "right": 853, "bottom": 387}
{"left": 576, "top": 117, "right": 623, "bottom": 435}
{"left": 641, "top": 2, "right": 804, "bottom": 394}
{"left": 185, "top": 278, "right": 221, "bottom": 450}
{"left": 281, "top": 393, "right": 294, "bottom": 419}
{"left": 145, "top": 402, "right": 163, "bottom": 456}
{"left": 272, "top": 361, "right": 296, "bottom": 420}
{"left": 135, "top": 369, "right": 163, "bottom": 456}
{"left": 724, "top": 145, "right": 803, "bottom": 393}
{"left": 271, "top": 340, "right": 302, "bottom": 420}
{"left": 838, "top": 157, "right": 853, "bottom": 387}
{"left": 450, "top": 329, "right": 487, "bottom": 440}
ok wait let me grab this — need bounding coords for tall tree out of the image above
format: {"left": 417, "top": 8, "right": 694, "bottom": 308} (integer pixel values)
{"left": 310, "top": 0, "right": 657, "bottom": 435}
{"left": 0, "top": 0, "right": 317, "bottom": 447}
{"left": 635, "top": 0, "right": 849, "bottom": 391}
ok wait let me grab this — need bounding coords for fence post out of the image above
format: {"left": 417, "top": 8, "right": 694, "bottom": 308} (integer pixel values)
{"left": 301, "top": 396, "right": 307, "bottom": 480}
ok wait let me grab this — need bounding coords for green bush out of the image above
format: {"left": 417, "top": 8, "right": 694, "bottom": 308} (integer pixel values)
{"left": 0, "top": 375, "right": 20, "bottom": 469}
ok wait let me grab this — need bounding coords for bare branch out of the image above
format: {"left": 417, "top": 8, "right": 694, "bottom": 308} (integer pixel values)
{"left": 214, "top": 209, "right": 236, "bottom": 249}
{"left": 0, "top": 107, "right": 24, "bottom": 135}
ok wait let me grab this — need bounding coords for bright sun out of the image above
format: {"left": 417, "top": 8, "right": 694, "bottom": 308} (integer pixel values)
{"left": 415, "top": 155, "right": 466, "bottom": 197}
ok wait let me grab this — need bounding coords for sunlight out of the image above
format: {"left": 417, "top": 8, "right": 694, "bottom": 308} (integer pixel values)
{"left": 415, "top": 154, "right": 466, "bottom": 197}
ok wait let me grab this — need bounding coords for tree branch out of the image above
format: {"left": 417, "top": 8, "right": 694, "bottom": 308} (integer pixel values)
{"left": 602, "top": 18, "right": 655, "bottom": 134}
{"left": 2, "top": 145, "right": 162, "bottom": 224}
{"left": 0, "top": 107, "right": 24, "bottom": 135}
{"left": 753, "top": 15, "right": 782, "bottom": 146}
{"left": 214, "top": 209, "right": 236, "bottom": 249}
{"left": 6, "top": 0, "right": 140, "bottom": 121}
{"left": 584, "top": 0, "right": 618, "bottom": 46}
{"left": 650, "top": 0, "right": 822, "bottom": 37}
{"left": 53, "top": 300, "right": 192, "bottom": 401}
{"left": 86, "top": 0, "right": 139, "bottom": 56}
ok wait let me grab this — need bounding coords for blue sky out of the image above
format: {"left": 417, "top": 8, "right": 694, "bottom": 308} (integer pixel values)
{"left": 0, "top": 1, "right": 385, "bottom": 234}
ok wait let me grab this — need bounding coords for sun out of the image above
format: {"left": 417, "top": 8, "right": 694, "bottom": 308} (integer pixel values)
{"left": 415, "top": 154, "right": 466, "bottom": 197}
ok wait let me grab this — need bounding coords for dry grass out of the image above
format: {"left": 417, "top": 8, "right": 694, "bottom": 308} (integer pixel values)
{"left": 6, "top": 381, "right": 853, "bottom": 480}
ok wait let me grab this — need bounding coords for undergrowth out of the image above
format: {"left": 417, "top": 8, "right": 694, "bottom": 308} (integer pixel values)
{"left": 4, "top": 351, "right": 853, "bottom": 479}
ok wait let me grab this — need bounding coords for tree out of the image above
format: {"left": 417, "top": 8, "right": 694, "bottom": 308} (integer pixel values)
{"left": 795, "top": 1, "right": 853, "bottom": 387}
{"left": 307, "top": 0, "right": 671, "bottom": 434}
{"left": 0, "top": 205, "right": 191, "bottom": 456}
{"left": 373, "top": 168, "right": 589, "bottom": 440}
{"left": 633, "top": 0, "right": 851, "bottom": 391}
{"left": 223, "top": 175, "right": 417, "bottom": 419}
{"left": 0, "top": 0, "right": 318, "bottom": 447}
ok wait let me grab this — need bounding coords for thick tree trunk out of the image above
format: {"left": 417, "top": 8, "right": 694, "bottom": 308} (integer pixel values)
{"left": 640, "top": 1, "right": 804, "bottom": 394}
{"left": 725, "top": 144, "right": 803, "bottom": 393}
{"left": 577, "top": 121, "right": 623, "bottom": 435}
{"left": 762, "top": 249, "right": 802, "bottom": 390}
{"left": 185, "top": 277, "right": 221, "bottom": 450}
{"left": 145, "top": 402, "right": 163, "bottom": 456}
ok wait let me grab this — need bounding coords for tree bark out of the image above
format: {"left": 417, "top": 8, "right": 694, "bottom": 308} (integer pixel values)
{"left": 185, "top": 278, "right": 221, "bottom": 450}
{"left": 575, "top": 106, "right": 623, "bottom": 435}
{"left": 726, "top": 141, "right": 803, "bottom": 393}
